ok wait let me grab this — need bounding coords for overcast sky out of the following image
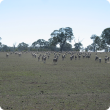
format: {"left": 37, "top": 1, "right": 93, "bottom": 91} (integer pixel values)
{"left": 0, "top": 0, "right": 110, "bottom": 47}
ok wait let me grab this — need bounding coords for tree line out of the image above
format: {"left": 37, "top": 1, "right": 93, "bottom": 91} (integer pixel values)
{"left": 86, "top": 27, "right": 110, "bottom": 52}
{"left": 0, "top": 27, "right": 110, "bottom": 52}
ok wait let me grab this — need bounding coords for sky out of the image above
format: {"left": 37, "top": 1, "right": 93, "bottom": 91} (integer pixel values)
{"left": 0, "top": 0, "right": 110, "bottom": 48}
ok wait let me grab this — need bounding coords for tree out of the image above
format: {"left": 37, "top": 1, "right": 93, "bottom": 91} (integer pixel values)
{"left": 36, "top": 39, "right": 46, "bottom": 48}
{"left": 47, "top": 38, "right": 57, "bottom": 51}
{"left": 90, "top": 34, "right": 99, "bottom": 52}
{"left": 51, "top": 27, "right": 74, "bottom": 51}
{"left": 32, "top": 39, "right": 46, "bottom": 48}
{"left": 13, "top": 42, "right": 17, "bottom": 52}
{"left": 63, "top": 42, "right": 72, "bottom": 51}
{"left": 101, "top": 28, "right": 110, "bottom": 45}
{"left": 74, "top": 42, "right": 82, "bottom": 51}
{"left": 2, "top": 44, "right": 9, "bottom": 51}
{"left": 87, "top": 45, "right": 94, "bottom": 51}
{"left": 32, "top": 41, "right": 37, "bottom": 48}
{"left": 94, "top": 36, "right": 108, "bottom": 51}
{"left": 17, "top": 42, "right": 29, "bottom": 51}
{"left": 0, "top": 42, "right": 2, "bottom": 48}
{"left": 43, "top": 41, "right": 49, "bottom": 48}
{"left": 0, "top": 37, "right": 2, "bottom": 50}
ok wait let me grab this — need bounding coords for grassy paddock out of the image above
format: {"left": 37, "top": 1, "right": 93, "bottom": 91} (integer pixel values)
{"left": 0, "top": 51, "right": 110, "bottom": 110}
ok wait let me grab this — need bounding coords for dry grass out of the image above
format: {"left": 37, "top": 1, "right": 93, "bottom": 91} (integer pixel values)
{"left": 0, "top": 51, "right": 110, "bottom": 110}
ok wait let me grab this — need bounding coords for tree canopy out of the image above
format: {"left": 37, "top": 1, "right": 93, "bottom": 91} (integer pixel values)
{"left": 17, "top": 42, "right": 29, "bottom": 51}
{"left": 51, "top": 27, "right": 74, "bottom": 51}
{"left": 32, "top": 39, "right": 47, "bottom": 48}
{"left": 101, "top": 28, "right": 110, "bottom": 45}
{"left": 74, "top": 42, "right": 82, "bottom": 51}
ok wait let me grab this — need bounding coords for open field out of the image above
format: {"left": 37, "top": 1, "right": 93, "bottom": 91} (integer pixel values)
{"left": 0, "top": 51, "right": 110, "bottom": 110}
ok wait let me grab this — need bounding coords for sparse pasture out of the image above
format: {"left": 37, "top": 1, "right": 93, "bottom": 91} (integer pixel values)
{"left": 0, "top": 51, "right": 110, "bottom": 110}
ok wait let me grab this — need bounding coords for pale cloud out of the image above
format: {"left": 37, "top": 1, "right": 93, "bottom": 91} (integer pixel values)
{"left": 107, "top": 0, "right": 110, "bottom": 3}
{"left": 0, "top": 0, "right": 3, "bottom": 3}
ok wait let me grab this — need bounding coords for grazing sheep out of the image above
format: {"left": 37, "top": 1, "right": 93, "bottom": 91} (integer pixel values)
{"left": 56, "top": 55, "right": 59, "bottom": 60}
{"left": 86, "top": 55, "right": 90, "bottom": 59}
{"left": 70, "top": 55, "right": 74, "bottom": 60}
{"left": 107, "top": 57, "right": 109, "bottom": 61}
{"left": 87, "top": 55, "right": 90, "bottom": 59}
{"left": 34, "top": 54, "right": 37, "bottom": 58}
{"left": 42, "top": 55, "right": 44, "bottom": 61}
{"left": 99, "top": 57, "right": 101, "bottom": 63}
{"left": 48, "top": 55, "right": 50, "bottom": 59}
{"left": 70, "top": 56, "right": 73, "bottom": 60}
{"left": 82, "top": 55, "right": 85, "bottom": 58}
{"left": 62, "top": 55, "right": 65, "bottom": 60}
{"left": 38, "top": 56, "right": 40, "bottom": 61}
{"left": 75, "top": 56, "right": 77, "bottom": 60}
{"left": 32, "top": 52, "right": 35, "bottom": 57}
{"left": 105, "top": 57, "right": 108, "bottom": 63}
{"left": 78, "top": 55, "right": 81, "bottom": 59}
{"left": 18, "top": 52, "right": 22, "bottom": 56}
{"left": 53, "top": 58, "right": 58, "bottom": 64}
{"left": 6, "top": 53, "right": 9, "bottom": 57}
{"left": 95, "top": 56, "right": 98, "bottom": 61}
{"left": 63, "top": 54, "right": 66, "bottom": 58}
{"left": 43, "top": 57, "right": 46, "bottom": 63}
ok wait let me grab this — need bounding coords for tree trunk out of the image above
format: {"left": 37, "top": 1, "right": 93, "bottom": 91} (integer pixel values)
{"left": 60, "top": 43, "right": 65, "bottom": 51}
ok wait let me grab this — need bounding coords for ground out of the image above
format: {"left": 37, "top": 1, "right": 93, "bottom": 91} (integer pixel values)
{"left": 0, "top": 51, "right": 110, "bottom": 110}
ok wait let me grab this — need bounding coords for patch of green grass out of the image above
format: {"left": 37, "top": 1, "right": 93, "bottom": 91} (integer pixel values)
{"left": 0, "top": 52, "right": 110, "bottom": 110}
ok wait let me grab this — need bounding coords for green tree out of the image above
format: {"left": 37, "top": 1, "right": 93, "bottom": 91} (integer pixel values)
{"left": 13, "top": 43, "right": 16, "bottom": 52}
{"left": 32, "top": 39, "right": 46, "bottom": 48}
{"left": 0, "top": 37, "right": 2, "bottom": 50}
{"left": 51, "top": 27, "right": 74, "bottom": 51}
{"left": 101, "top": 28, "right": 110, "bottom": 45}
{"left": 90, "top": 34, "right": 99, "bottom": 52}
{"left": 86, "top": 45, "right": 94, "bottom": 51}
{"left": 32, "top": 41, "right": 37, "bottom": 48}
{"left": 63, "top": 42, "right": 72, "bottom": 51}
{"left": 74, "top": 42, "right": 82, "bottom": 51}
{"left": 2, "top": 44, "right": 9, "bottom": 51}
{"left": 47, "top": 38, "right": 56, "bottom": 51}
{"left": 0, "top": 42, "right": 2, "bottom": 48}
{"left": 36, "top": 39, "right": 46, "bottom": 48}
{"left": 17, "top": 42, "right": 29, "bottom": 51}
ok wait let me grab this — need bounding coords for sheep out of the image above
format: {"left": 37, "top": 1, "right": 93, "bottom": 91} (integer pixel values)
{"left": 70, "top": 56, "right": 73, "bottom": 60}
{"left": 107, "top": 57, "right": 109, "bottom": 61}
{"left": 99, "top": 57, "right": 101, "bottom": 63}
{"left": 6, "top": 53, "right": 9, "bottom": 57}
{"left": 95, "top": 56, "right": 98, "bottom": 61}
{"left": 34, "top": 54, "right": 37, "bottom": 58}
{"left": 56, "top": 55, "right": 59, "bottom": 60}
{"left": 70, "top": 55, "right": 74, "bottom": 60}
{"left": 48, "top": 55, "right": 50, "bottom": 59}
{"left": 53, "top": 58, "right": 58, "bottom": 64}
{"left": 62, "top": 55, "right": 65, "bottom": 60}
{"left": 105, "top": 57, "right": 108, "bottom": 63}
{"left": 87, "top": 55, "right": 90, "bottom": 59}
{"left": 18, "top": 52, "right": 22, "bottom": 57}
{"left": 31, "top": 52, "right": 35, "bottom": 57}
{"left": 86, "top": 55, "right": 90, "bottom": 59}
{"left": 82, "top": 55, "right": 85, "bottom": 58}
{"left": 15, "top": 52, "right": 18, "bottom": 55}
{"left": 43, "top": 57, "right": 46, "bottom": 63}
{"left": 75, "top": 56, "right": 77, "bottom": 60}
{"left": 78, "top": 55, "right": 81, "bottom": 59}
{"left": 42, "top": 55, "right": 44, "bottom": 61}
{"left": 38, "top": 55, "right": 40, "bottom": 61}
